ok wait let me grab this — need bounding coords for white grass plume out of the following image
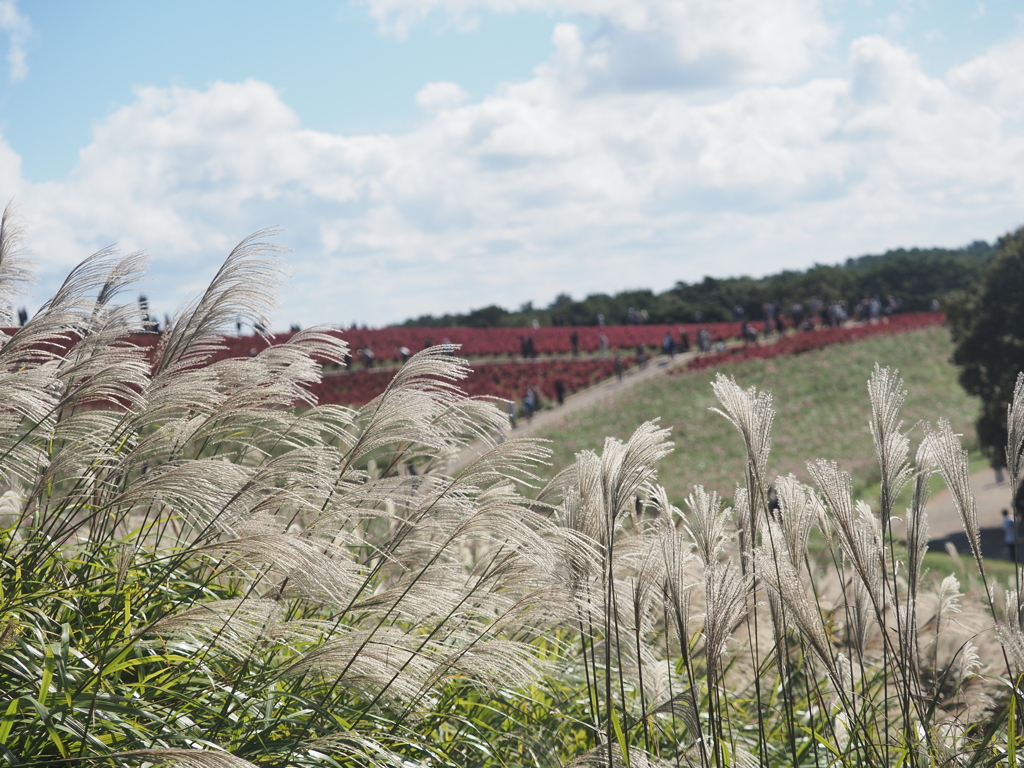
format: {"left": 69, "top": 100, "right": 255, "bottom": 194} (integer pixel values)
{"left": 110, "top": 749, "right": 260, "bottom": 768}
{"left": 0, "top": 201, "right": 32, "bottom": 325}
{"left": 1008, "top": 371, "right": 1024, "bottom": 498}
{"left": 682, "top": 485, "right": 730, "bottom": 568}
{"left": 923, "top": 420, "right": 983, "bottom": 571}
{"left": 711, "top": 374, "right": 774, "bottom": 516}
{"left": 867, "top": 364, "right": 913, "bottom": 530}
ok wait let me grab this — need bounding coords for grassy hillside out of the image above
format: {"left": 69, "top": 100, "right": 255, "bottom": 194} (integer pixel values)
{"left": 533, "top": 325, "right": 981, "bottom": 503}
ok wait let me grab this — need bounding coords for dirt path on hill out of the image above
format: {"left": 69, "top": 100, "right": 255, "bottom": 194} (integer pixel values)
{"left": 924, "top": 468, "right": 1020, "bottom": 562}
{"left": 446, "top": 348, "right": 702, "bottom": 473}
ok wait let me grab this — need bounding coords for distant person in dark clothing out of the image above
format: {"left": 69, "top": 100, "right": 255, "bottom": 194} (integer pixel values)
{"left": 17, "top": 307, "right": 27, "bottom": 326}
{"left": 698, "top": 328, "right": 711, "bottom": 353}
{"left": 614, "top": 356, "right": 624, "bottom": 381}
{"left": 570, "top": 331, "right": 579, "bottom": 358}
{"left": 636, "top": 344, "right": 648, "bottom": 369}
{"left": 554, "top": 379, "right": 566, "bottom": 405}
{"left": 662, "top": 332, "right": 676, "bottom": 359}
{"left": 679, "top": 329, "right": 690, "bottom": 353}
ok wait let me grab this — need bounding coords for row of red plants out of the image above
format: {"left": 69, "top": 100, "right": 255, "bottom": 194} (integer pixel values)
{"left": 213, "top": 322, "right": 745, "bottom": 363}
{"left": 310, "top": 358, "right": 622, "bottom": 408}
{"left": 678, "top": 312, "right": 945, "bottom": 373}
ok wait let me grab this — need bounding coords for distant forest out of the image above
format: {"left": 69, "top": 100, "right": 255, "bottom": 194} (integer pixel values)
{"left": 402, "top": 241, "right": 996, "bottom": 327}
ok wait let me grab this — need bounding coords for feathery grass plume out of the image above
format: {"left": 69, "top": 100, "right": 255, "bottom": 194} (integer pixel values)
{"left": 923, "top": 420, "right": 983, "bottom": 571}
{"left": 754, "top": 522, "right": 838, "bottom": 680}
{"left": 115, "top": 543, "right": 135, "bottom": 592}
{"left": 0, "top": 201, "right": 33, "bottom": 325}
{"left": 711, "top": 374, "right": 774, "bottom": 516}
{"left": 906, "top": 441, "right": 934, "bottom": 598}
{"left": 772, "top": 473, "right": 818, "bottom": 567}
{"left": 682, "top": 485, "right": 730, "bottom": 568}
{"left": 807, "top": 460, "right": 883, "bottom": 611}
{"left": 108, "top": 750, "right": 260, "bottom": 768}
{"left": 996, "top": 574, "right": 1024, "bottom": 673}
{"left": 702, "top": 556, "right": 749, "bottom": 678}
{"left": 1008, "top": 371, "right": 1024, "bottom": 502}
{"left": 867, "top": 364, "right": 913, "bottom": 530}
{"left": 599, "top": 420, "right": 673, "bottom": 528}
{"left": 145, "top": 599, "right": 282, "bottom": 658}
{"left": 154, "top": 229, "right": 283, "bottom": 376}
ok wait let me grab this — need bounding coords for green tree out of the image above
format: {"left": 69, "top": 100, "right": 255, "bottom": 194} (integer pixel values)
{"left": 948, "top": 225, "right": 1024, "bottom": 467}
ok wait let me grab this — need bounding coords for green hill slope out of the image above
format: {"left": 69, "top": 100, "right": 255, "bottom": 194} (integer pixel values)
{"left": 532, "top": 325, "right": 980, "bottom": 502}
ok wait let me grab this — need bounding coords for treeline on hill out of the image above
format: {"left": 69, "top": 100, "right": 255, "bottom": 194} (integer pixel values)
{"left": 403, "top": 241, "right": 995, "bottom": 327}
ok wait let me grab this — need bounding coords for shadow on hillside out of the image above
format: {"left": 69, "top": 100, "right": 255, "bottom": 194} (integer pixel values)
{"left": 928, "top": 526, "right": 1020, "bottom": 562}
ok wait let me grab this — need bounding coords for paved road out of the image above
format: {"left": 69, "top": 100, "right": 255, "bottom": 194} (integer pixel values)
{"left": 924, "top": 468, "right": 1019, "bottom": 561}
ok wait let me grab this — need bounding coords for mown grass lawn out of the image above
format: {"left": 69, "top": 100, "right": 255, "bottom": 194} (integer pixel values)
{"left": 533, "top": 325, "right": 982, "bottom": 504}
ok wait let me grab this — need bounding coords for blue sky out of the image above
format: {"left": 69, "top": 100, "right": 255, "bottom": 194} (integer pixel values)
{"left": 0, "top": 0, "right": 1022, "bottom": 327}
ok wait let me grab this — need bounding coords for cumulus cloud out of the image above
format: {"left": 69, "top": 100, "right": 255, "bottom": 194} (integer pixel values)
{"left": 416, "top": 81, "right": 470, "bottom": 110}
{"left": 948, "top": 35, "right": 1024, "bottom": 114}
{"left": 0, "top": 0, "right": 31, "bottom": 81}
{"left": 2, "top": 27, "right": 1023, "bottom": 327}
{"left": 365, "top": 0, "right": 832, "bottom": 89}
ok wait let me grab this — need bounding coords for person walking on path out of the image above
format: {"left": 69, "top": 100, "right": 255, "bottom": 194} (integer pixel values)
{"left": 570, "top": 331, "right": 579, "bottom": 358}
{"left": 554, "top": 379, "right": 566, "bottom": 406}
{"left": 1005, "top": 509, "right": 1018, "bottom": 561}
{"left": 614, "top": 356, "right": 624, "bottom": 382}
{"left": 662, "top": 331, "right": 676, "bottom": 359}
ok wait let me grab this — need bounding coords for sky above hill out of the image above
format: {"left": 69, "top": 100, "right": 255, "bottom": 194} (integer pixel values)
{"left": 0, "top": 0, "right": 1022, "bottom": 328}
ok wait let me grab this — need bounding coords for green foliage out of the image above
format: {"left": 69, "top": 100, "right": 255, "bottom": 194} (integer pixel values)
{"left": 403, "top": 241, "right": 995, "bottom": 327}
{"left": 947, "top": 225, "right": 1024, "bottom": 468}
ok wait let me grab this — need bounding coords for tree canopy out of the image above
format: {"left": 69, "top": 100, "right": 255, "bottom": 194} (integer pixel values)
{"left": 402, "top": 241, "right": 996, "bottom": 327}
{"left": 947, "top": 227, "right": 1024, "bottom": 467}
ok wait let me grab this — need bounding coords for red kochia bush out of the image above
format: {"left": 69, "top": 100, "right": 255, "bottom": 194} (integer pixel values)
{"left": 678, "top": 312, "right": 944, "bottom": 374}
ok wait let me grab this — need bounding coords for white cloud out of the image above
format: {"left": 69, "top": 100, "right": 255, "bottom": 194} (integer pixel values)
{"left": 2, "top": 30, "right": 1023, "bottom": 328}
{"left": 365, "top": 0, "right": 832, "bottom": 89}
{"left": 948, "top": 35, "right": 1024, "bottom": 114}
{"left": 415, "top": 81, "right": 470, "bottom": 110}
{"left": 0, "top": 0, "right": 30, "bottom": 81}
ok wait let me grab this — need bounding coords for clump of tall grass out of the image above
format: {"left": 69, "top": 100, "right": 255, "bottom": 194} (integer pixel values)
{"left": 0, "top": 206, "right": 1021, "bottom": 767}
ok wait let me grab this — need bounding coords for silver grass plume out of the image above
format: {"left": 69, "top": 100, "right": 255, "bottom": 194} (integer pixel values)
{"left": 0, "top": 201, "right": 33, "bottom": 326}
{"left": 115, "top": 544, "right": 136, "bottom": 592}
{"left": 154, "top": 229, "right": 284, "bottom": 376}
{"left": 773, "top": 473, "right": 818, "bottom": 567}
{"left": 145, "top": 599, "right": 281, "bottom": 658}
{"left": 711, "top": 374, "right": 774, "bottom": 523}
{"left": 903, "top": 440, "right": 935, "bottom": 678}
{"left": 755, "top": 521, "right": 838, "bottom": 680}
{"left": 923, "top": 420, "right": 983, "bottom": 571}
{"left": 867, "top": 364, "right": 913, "bottom": 530}
{"left": 660, "top": 527, "right": 695, "bottom": 655}
{"left": 109, "top": 750, "right": 259, "bottom": 768}
{"left": 996, "top": 574, "right": 1024, "bottom": 673}
{"left": 1008, "top": 371, "right": 1024, "bottom": 506}
{"left": 806, "top": 460, "right": 883, "bottom": 612}
{"left": 682, "top": 485, "right": 730, "bottom": 568}
{"left": 599, "top": 420, "right": 673, "bottom": 528}
{"left": 702, "top": 557, "right": 749, "bottom": 679}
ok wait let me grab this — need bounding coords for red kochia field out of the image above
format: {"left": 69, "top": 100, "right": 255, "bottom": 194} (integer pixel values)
{"left": 310, "top": 358, "right": 621, "bottom": 408}
{"left": 218, "top": 322, "right": 745, "bottom": 363}
{"left": 679, "top": 312, "right": 944, "bottom": 373}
